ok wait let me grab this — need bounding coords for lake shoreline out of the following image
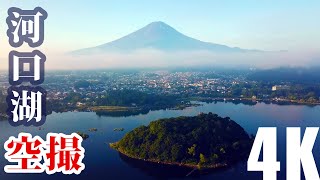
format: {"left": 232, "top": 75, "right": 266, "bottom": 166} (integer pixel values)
{"left": 192, "top": 97, "right": 320, "bottom": 106}
{"left": 109, "top": 142, "right": 228, "bottom": 170}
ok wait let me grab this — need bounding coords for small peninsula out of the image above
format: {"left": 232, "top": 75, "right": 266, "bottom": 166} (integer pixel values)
{"left": 110, "top": 113, "right": 253, "bottom": 169}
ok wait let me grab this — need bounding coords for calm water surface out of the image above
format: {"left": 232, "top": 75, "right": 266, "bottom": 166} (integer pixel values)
{"left": 1, "top": 102, "right": 320, "bottom": 180}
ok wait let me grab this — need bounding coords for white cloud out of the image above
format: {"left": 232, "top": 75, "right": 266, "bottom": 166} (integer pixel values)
{"left": 0, "top": 49, "right": 319, "bottom": 70}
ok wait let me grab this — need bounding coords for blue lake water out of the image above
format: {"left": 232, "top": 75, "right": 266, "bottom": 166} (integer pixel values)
{"left": 1, "top": 102, "right": 320, "bottom": 180}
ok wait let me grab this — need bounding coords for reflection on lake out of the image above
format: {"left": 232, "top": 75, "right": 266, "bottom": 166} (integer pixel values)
{"left": 1, "top": 102, "right": 320, "bottom": 180}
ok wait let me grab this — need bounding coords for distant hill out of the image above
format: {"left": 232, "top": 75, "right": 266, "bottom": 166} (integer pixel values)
{"left": 72, "top": 21, "right": 261, "bottom": 55}
{"left": 248, "top": 67, "right": 320, "bottom": 83}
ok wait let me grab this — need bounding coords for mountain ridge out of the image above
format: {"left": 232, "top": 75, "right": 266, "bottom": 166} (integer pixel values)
{"left": 72, "top": 21, "right": 262, "bottom": 55}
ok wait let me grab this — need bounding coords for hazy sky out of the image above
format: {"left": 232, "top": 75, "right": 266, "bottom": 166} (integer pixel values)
{"left": 0, "top": 0, "right": 319, "bottom": 69}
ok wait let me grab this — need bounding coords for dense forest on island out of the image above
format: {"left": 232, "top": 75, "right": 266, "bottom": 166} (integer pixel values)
{"left": 111, "top": 113, "right": 253, "bottom": 168}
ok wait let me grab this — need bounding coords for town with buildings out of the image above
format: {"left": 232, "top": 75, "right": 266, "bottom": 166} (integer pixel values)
{"left": 0, "top": 69, "right": 320, "bottom": 118}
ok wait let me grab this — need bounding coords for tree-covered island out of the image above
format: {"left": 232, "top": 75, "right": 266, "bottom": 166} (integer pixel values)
{"left": 110, "top": 113, "right": 253, "bottom": 169}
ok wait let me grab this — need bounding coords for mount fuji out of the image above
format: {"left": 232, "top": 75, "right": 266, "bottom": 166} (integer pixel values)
{"left": 72, "top": 21, "right": 261, "bottom": 55}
